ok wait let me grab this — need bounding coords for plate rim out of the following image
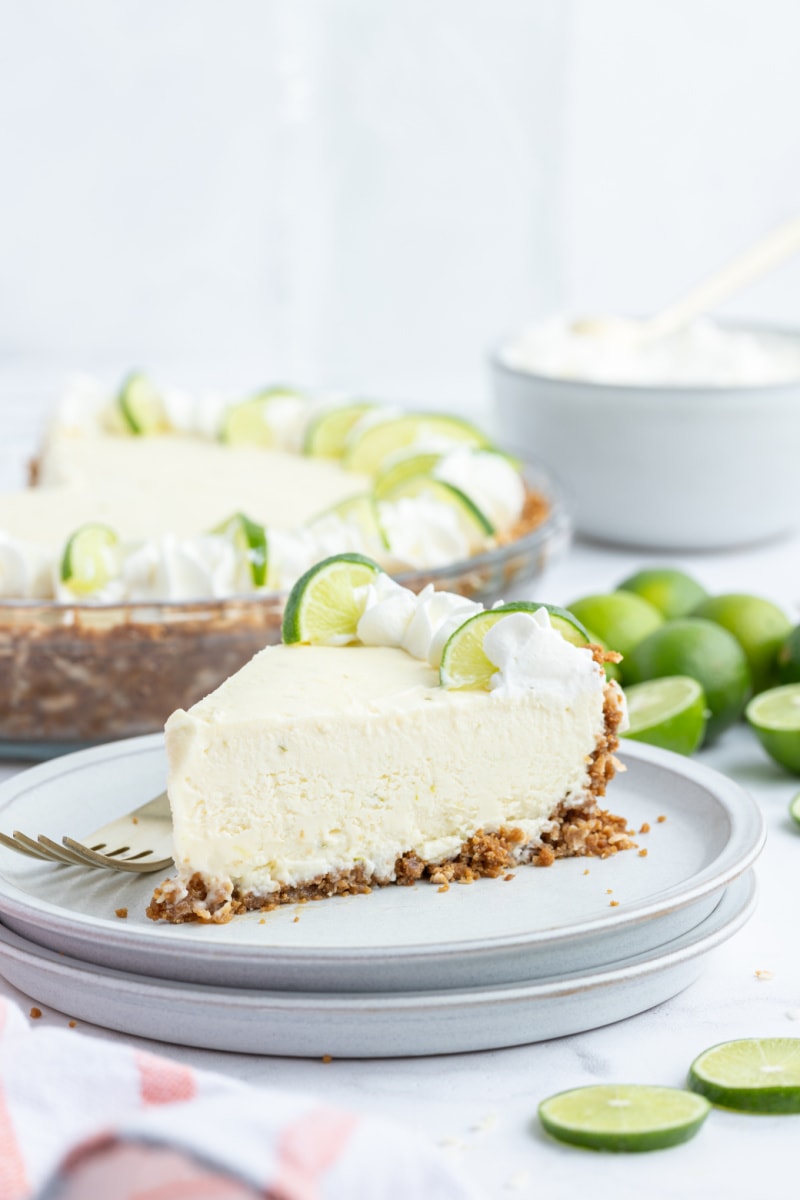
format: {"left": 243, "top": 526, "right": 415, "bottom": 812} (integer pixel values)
{"left": 0, "top": 872, "right": 757, "bottom": 1011}
{"left": 0, "top": 734, "right": 765, "bottom": 965}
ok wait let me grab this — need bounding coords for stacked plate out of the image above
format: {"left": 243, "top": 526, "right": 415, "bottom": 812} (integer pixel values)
{"left": 0, "top": 737, "right": 765, "bottom": 1058}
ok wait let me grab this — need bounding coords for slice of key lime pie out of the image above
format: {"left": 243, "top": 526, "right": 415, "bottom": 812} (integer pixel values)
{"left": 148, "top": 555, "right": 632, "bottom": 924}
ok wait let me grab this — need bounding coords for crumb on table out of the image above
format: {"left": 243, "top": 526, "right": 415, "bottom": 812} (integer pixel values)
{"left": 68, "top": 1021, "right": 77, "bottom": 1029}
{"left": 30, "top": 1007, "right": 42, "bottom": 1019}
{"left": 504, "top": 873, "right": 515, "bottom": 882}
{"left": 322, "top": 1055, "right": 333, "bottom": 1064}
{"left": 639, "top": 822, "right": 650, "bottom": 834}
{"left": 657, "top": 815, "right": 666, "bottom": 823}
{"left": 609, "top": 900, "right": 620, "bottom": 907}
{"left": 638, "top": 848, "right": 648, "bottom": 857}
{"left": 115, "top": 907, "right": 128, "bottom": 919}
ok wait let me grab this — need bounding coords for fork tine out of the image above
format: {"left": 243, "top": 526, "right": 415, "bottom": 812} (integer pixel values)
{"left": 0, "top": 832, "right": 53, "bottom": 862}
{"left": 61, "top": 837, "right": 173, "bottom": 873}
{"left": 36, "top": 835, "right": 96, "bottom": 868}
{"left": 10, "top": 832, "right": 63, "bottom": 863}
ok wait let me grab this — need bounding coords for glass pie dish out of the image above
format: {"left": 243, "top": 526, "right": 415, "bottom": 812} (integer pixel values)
{"left": 0, "top": 464, "right": 570, "bottom": 759}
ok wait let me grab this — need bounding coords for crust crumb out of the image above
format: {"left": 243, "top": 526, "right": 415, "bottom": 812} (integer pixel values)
{"left": 638, "top": 848, "right": 648, "bottom": 858}
{"left": 640, "top": 822, "right": 651, "bottom": 834}
{"left": 30, "top": 1008, "right": 42, "bottom": 1019}
{"left": 115, "top": 907, "right": 128, "bottom": 919}
{"left": 657, "top": 815, "right": 667, "bottom": 823}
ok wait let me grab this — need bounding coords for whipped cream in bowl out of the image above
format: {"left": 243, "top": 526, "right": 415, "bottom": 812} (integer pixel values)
{"left": 492, "top": 315, "right": 800, "bottom": 551}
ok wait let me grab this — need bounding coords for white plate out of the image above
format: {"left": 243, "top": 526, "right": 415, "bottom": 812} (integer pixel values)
{"left": 0, "top": 736, "right": 765, "bottom": 992}
{"left": 0, "top": 873, "right": 757, "bottom": 1057}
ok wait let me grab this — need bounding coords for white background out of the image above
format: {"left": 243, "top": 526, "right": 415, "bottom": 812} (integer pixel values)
{"left": 2, "top": 0, "right": 800, "bottom": 476}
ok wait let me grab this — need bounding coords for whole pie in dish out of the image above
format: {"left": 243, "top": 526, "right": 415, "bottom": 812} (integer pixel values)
{"left": 0, "top": 376, "right": 559, "bottom": 752}
{"left": 148, "top": 554, "right": 631, "bottom": 924}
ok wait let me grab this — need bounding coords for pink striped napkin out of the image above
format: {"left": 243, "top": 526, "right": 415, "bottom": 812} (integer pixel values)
{"left": 0, "top": 999, "right": 475, "bottom": 1200}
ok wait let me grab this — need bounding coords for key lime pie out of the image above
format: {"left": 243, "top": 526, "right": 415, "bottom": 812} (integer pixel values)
{"left": 1, "top": 375, "right": 559, "bottom": 751}
{"left": 147, "top": 555, "right": 631, "bottom": 924}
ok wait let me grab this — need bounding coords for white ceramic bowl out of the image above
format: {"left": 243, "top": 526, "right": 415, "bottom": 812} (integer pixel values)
{"left": 491, "top": 325, "right": 800, "bottom": 550}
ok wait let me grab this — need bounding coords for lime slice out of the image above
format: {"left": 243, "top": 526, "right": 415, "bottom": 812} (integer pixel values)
{"left": 568, "top": 592, "right": 664, "bottom": 661}
{"left": 789, "top": 790, "right": 800, "bottom": 827}
{"left": 440, "top": 603, "right": 589, "bottom": 690}
{"left": 380, "top": 477, "right": 494, "bottom": 549}
{"left": 281, "top": 553, "right": 384, "bottom": 645}
{"left": 373, "top": 452, "right": 444, "bottom": 499}
{"left": 689, "top": 1039, "right": 800, "bottom": 1113}
{"left": 624, "top": 618, "right": 751, "bottom": 744}
{"left": 304, "top": 402, "right": 376, "bottom": 457}
{"left": 118, "top": 373, "right": 170, "bottom": 435}
{"left": 745, "top": 683, "right": 800, "bottom": 774}
{"left": 538, "top": 1085, "right": 710, "bottom": 1153}
{"left": 213, "top": 512, "right": 268, "bottom": 588}
{"left": 220, "top": 388, "right": 305, "bottom": 446}
{"left": 623, "top": 676, "right": 708, "bottom": 756}
{"left": 617, "top": 567, "right": 708, "bottom": 620}
{"left": 693, "top": 593, "right": 792, "bottom": 694}
{"left": 778, "top": 625, "right": 800, "bottom": 686}
{"left": 344, "top": 413, "right": 492, "bottom": 476}
{"left": 308, "top": 494, "right": 389, "bottom": 551}
{"left": 60, "top": 524, "right": 120, "bottom": 596}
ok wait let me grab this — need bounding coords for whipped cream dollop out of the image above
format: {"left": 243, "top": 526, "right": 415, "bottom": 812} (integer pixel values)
{"left": 435, "top": 448, "right": 525, "bottom": 529}
{"left": 483, "top": 608, "right": 599, "bottom": 699}
{"left": 356, "top": 573, "right": 481, "bottom": 666}
{"left": 502, "top": 316, "right": 800, "bottom": 388}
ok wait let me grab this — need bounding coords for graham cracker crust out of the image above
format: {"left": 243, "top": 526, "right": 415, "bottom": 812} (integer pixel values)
{"left": 147, "top": 668, "right": 634, "bottom": 926}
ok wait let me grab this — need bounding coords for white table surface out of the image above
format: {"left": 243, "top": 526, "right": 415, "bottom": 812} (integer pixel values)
{"left": 1, "top": 530, "right": 799, "bottom": 1199}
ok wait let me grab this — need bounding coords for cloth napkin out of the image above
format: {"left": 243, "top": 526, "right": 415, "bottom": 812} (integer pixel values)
{"left": 0, "top": 998, "right": 475, "bottom": 1200}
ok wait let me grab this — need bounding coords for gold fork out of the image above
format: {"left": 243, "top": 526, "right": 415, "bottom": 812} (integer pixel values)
{"left": 0, "top": 792, "right": 174, "bottom": 874}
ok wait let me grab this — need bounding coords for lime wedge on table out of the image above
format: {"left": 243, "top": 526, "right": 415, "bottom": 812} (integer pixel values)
{"left": 220, "top": 388, "right": 306, "bottom": 446}
{"left": 623, "top": 676, "right": 708, "bottom": 756}
{"left": 344, "top": 413, "right": 491, "bottom": 476}
{"left": 789, "top": 791, "right": 800, "bottom": 827}
{"left": 746, "top": 684, "right": 800, "bottom": 774}
{"left": 624, "top": 618, "right": 751, "bottom": 744}
{"left": 308, "top": 494, "right": 389, "bottom": 551}
{"left": 303, "top": 402, "right": 376, "bottom": 457}
{"left": 440, "top": 603, "right": 589, "bottom": 690}
{"left": 281, "top": 553, "right": 383, "bottom": 645}
{"left": 379, "top": 476, "right": 494, "bottom": 546}
{"left": 213, "top": 512, "right": 268, "bottom": 588}
{"left": 617, "top": 567, "right": 707, "bottom": 620}
{"left": 60, "top": 524, "right": 120, "bottom": 596}
{"left": 568, "top": 592, "right": 664, "bottom": 661}
{"left": 538, "top": 1085, "right": 710, "bottom": 1153}
{"left": 689, "top": 1039, "right": 800, "bottom": 1113}
{"left": 118, "top": 373, "right": 171, "bottom": 435}
{"left": 693, "top": 593, "right": 792, "bottom": 693}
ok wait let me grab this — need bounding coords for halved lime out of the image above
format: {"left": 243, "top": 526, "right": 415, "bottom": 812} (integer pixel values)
{"left": 303, "top": 402, "right": 376, "bottom": 457}
{"left": 220, "top": 387, "right": 305, "bottom": 446}
{"left": 745, "top": 684, "right": 800, "bottom": 775}
{"left": 617, "top": 567, "right": 708, "bottom": 620}
{"left": 568, "top": 592, "right": 664, "bottom": 661}
{"left": 307, "top": 493, "right": 389, "bottom": 551}
{"left": 538, "top": 1084, "right": 710, "bottom": 1153}
{"left": 623, "top": 676, "right": 708, "bottom": 756}
{"left": 60, "top": 524, "right": 120, "bottom": 595}
{"left": 624, "top": 618, "right": 751, "bottom": 744}
{"left": 344, "top": 413, "right": 491, "bottom": 476}
{"left": 373, "top": 452, "right": 444, "bottom": 499}
{"left": 689, "top": 1039, "right": 800, "bottom": 1113}
{"left": 693, "top": 593, "right": 793, "bottom": 693}
{"left": 118, "top": 373, "right": 170, "bottom": 435}
{"left": 440, "top": 603, "right": 589, "bottom": 690}
{"left": 380, "top": 477, "right": 494, "bottom": 549}
{"left": 281, "top": 553, "right": 384, "bottom": 645}
{"left": 213, "top": 512, "right": 268, "bottom": 588}
{"left": 789, "top": 791, "right": 800, "bottom": 827}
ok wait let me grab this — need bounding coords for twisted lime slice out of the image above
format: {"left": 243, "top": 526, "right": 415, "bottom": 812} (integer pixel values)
{"left": 344, "top": 413, "right": 491, "bottom": 476}
{"left": 281, "top": 553, "right": 384, "bottom": 645}
{"left": 304, "top": 402, "right": 376, "bottom": 457}
{"left": 373, "top": 452, "right": 444, "bottom": 499}
{"left": 623, "top": 676, "right": 708, "bottom": 756}
{"left": 214, "top": 512, "right": 268, "bottom": 588}
{"left": 60, "top": 524, "right": 120, "bottom": 596}
{"left": 220, "top": 387, "right": 305, "bottom": 446}
{"left": 440, "top": 602, "right": 589, "bottom": 690}
{"left": 308, "top": 494, "right": 389, "bottom": 551}
{"left": 118, "top": 373, "right": 170, "bottom": 435}
{"left": 539, "top": 1084, "right": 710, "bottom": 1152}
{"left": 689, "top": 1039, "right": 800, "bottom": 1113}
